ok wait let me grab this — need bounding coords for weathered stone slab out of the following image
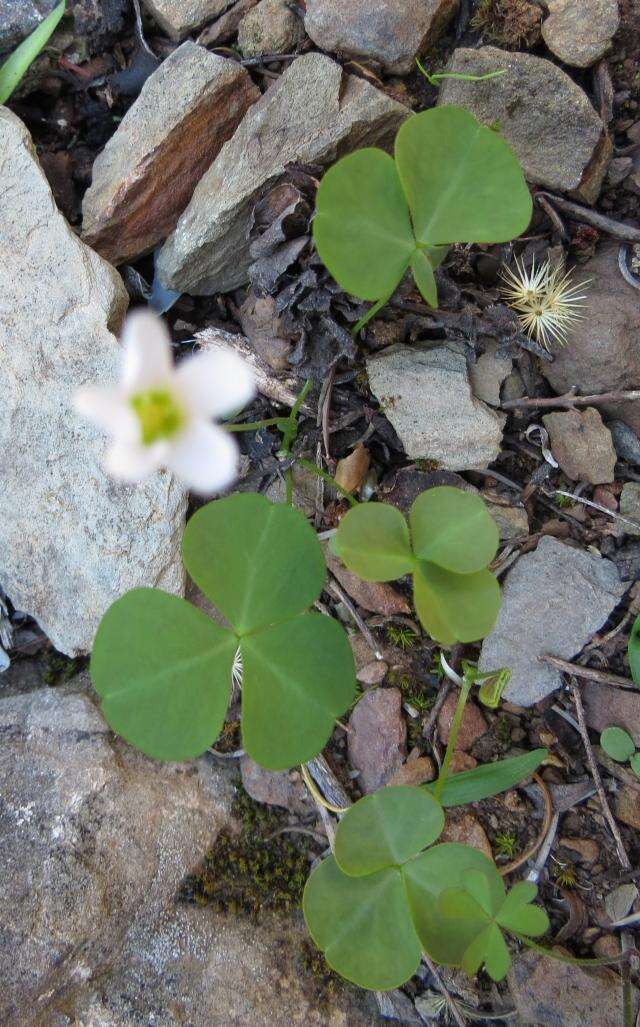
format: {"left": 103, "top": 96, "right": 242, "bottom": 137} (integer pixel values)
{"left": 82, "top": 43, "right": 259, "bottom": 265}
{"left": 542, "top": 0, "right": 619, "bottom": 68}
{"left": 0, "top": 109, "right": 186, "bottom": 656}
{"left": 157, "top": 53, "right": 409, "bottom": 295}
{"left": 142, "top": 0, "right": 227, "bottom": 40}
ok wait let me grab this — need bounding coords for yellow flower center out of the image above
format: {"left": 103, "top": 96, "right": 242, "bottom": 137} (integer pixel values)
{"left": 130, "top": 388, "right": 185, "bottom": 445}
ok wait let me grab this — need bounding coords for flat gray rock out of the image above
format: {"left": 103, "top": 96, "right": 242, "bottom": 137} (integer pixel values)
{"left": 157, "top": 53, "right": 409, "bottom": 295}
{"left": 542, "top": 407, "right": 617, "bottom": 484}
{"left": 304, "top": 0, "right": 459, "bottom": 75}
{"left": 438, "top": 46, "right": 611, "bottom": 203}
{"left": 142, "top": 0, "right": 227, "bottom": 40}
{"left": 82, "top": 42, "right": 259, "bottom": 265}
{"left": 542, "top": 243, "right": 640, "bottom": 436}
{"left": 542, "top": 0, "right": 619, "bottom": 68}
{"left": 0, "top": 109, "right": 186, "bottom": 656}
{"left": 480, "top": 537, "right": 627, "bottom": 706}
{"left": 0, "top": 670, "right": 379, "bottom": 1026}
{"left": 0, "top": 0, "right": 58, "bottom": 51}
{"left": 366, "top": 345, "right": 505, "bottom": 470}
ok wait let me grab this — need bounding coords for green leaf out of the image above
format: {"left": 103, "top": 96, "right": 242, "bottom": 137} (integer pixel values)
{"left": 182, "top": 494, "right": 325, "bottom": 635}
{"left": 0, "top": 1, "right": 66, "bottom": 104}
{"left": 334, "top": 502, "right": 414, "bottom": 581}
{"left": 303, "top": 856, "right": 422, "bottom": 990}
{"left": 462, "top": 923, "right": 511, "bottom": 981}
{"left": 413, "top": 561, "right": 500, "bottom": 644}
{"left": 409, "top": 487, "right": 499, "bottom": 573}
{"left": 495, "top": 880, "right": 548, "bottom": 937}
{"left": 403, "top": 843, "right": 504, "bottom": 966}
{"left": 90, "top": 588, "right": 236, "bottom": 761}
{"left": 240, "top": 612, "right": 355, "bottom": 769}
{"left": 631, "top": 753, "right": 640, "bottom": 777}
{"left": 410, "top": 249, "right": 438, "bottom": 306}
{"left": 394, "top": 106, "right": 532, "bottom": 247}
{"left": 313, "top": 148, "right": 416, "bottom": 302}
{"left": 334, "top": 786, "right": 444, "bottom": 877}
{"left": 428, "top": 749, "right": 548, "bottom": 807}
{"left": 628, "top": 615, "right": 640, "bottom": 685}
{"left": 600, "top": 726, "right": 636, "bottom": 763}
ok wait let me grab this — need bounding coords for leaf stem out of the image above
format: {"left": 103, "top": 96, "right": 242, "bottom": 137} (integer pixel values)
{"left": 434, "top": 677, "right": 472, "bottom": 801}
{"left": 351, "top": 292, "right": 394, "bottom": 336}
{"left": 224, "top": 417, "right": 287, "bottom": 432}
{"left": 296, "top": 458, "right": 358, "bottom": 507}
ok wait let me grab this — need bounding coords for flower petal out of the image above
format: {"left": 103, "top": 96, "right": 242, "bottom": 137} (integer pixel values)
{"left": 73, "top": 386, "right": 139, "bottom": 441}
{"left": 120, "top": 309, "right": 174, "bottom": 391}
{"left": 175, "top": 348, "right": 255, "bottom": 419}
{"left": 165, "top": 421, "right": 239, "bottom": 494}
{"left": 103, "top": 439, "right": 166, "bottom": 483}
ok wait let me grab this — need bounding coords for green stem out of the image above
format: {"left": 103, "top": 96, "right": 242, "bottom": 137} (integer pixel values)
{"left": 279, "top": 379, "right": 313, "bottom": 455}
{"left": 296, "top": 458, "right": 358, "bottom": 507}
{"left": 514, "top": 934, "right": 633, "bottom": 970}
{"left": 434, "top": 678, "right": 472, "bottom": 801}
{"left": 351, "top": 293, "right": 393, "bottom": 337}
{"left": 224, "top": 417, "right": 287, "bottom": 432}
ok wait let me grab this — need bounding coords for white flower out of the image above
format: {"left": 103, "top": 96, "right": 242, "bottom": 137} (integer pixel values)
{"left": 500, "top": 257, "right": 590, "bottom": 351}
{"left": 74, "top": 309, "right": 255, "bottom": 494}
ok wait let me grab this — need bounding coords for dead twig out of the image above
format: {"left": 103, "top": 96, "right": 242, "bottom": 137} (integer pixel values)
{"left": 500, "top": 774, "right": 554, "bottom": 876}
{"left": 536, "top": 193, "right": 640, "bottom": 243}
{"left": 326, "top": 576, "right": 383, "bottom": 658}
{"left": 501, "top": 386, "right": 640, "bottom": 411}
{"left": 421, "top": 952, "right": 468, "bottom": 1027}
{"left": 540, "top": 654, "right": 637, "bottom": 691}
{"left": 552, "top": 487, "right": 640, "bottom": 532}
{"left": 568, "top": 676, "right": 631, "bottom": 871}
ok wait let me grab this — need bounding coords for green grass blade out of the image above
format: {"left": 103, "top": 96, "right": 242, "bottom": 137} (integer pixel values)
{"left": 0, "top": 1, "right": 66, "bottom": 105}
{"left": 427, "top": 749, "right": 548, "bottom": 807}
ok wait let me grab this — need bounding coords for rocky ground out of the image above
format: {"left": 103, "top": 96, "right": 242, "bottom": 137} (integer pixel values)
{"left": 1, "top": 0, "right": 640, "bottom": 1025}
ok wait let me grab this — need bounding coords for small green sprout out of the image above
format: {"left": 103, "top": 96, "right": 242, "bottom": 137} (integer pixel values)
{"left": 552, "top": 859, "right": 578, "bottom": 890}
{"left": 629, "top": 615, "right": 640, "bottom": 685}
{"left": 462, "top": 660, "right": 510, "bottom": 709}
{"left": 386, "top": 624, "right": 419, "bottom": 650}
{"left": 0, "top": 1, "right": 66, "bottom": 104}
{"left": 600, "top": 726, "right": 640, "bottom": 777}
{"left": 416, "top": 58, "right": 507, "bottom": 88}
{"left": 494, "top": 831, "right": 519, "bottom": 860}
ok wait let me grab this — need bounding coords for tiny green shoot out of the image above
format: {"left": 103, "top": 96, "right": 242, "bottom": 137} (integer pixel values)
{"left": 0, "top": 1, "right": 66, "bottom": 105}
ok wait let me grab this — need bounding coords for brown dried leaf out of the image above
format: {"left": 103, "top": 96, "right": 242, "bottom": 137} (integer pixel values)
{"left": 334, "top": 443, "right": 370, "bottom": 494}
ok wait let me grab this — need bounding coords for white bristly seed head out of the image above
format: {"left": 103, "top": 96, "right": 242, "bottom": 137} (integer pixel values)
{"left": 499, "top": 257, "right": 590, "bottom": 351}
{"left": 73, "top": 309, "right": 255, "bottom": 493}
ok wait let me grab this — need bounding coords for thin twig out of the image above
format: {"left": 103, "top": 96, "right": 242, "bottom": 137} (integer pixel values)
{"left": 536, "top": 193, "right": 640, "bottom": 243}
{"left": 264, "top": 825, "right": 327, "bottom": 844}
{"left": 501, "top": 387, "right": 640, "bottom": 411}
{"left": 500, "top": 774, "right": 553, "bottom": 876}
{"left": 422, "top": 678, "right": 452, "bottom": 744}
{"left": 541, "top": 655, "right": 637, "bottom": 691}
{"left": 132, "top": 0, "right": 156, "bottom": 57}
{"left": 568, "top": 676, "right": 631, "bottom": 870}
{"left": 553, "top": 488, "right": 640, "bottom": 531}
{"left": 326, "top": 577, "right": 383, "bottom": 658}
{"left": 421, "top": 952, "right": 468, "bottom": 1027}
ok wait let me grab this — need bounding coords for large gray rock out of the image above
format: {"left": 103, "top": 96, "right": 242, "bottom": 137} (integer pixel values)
{"left": 238, "top": 0, "right": 305, "bottom": 55}
{"left": 157, "top": 53, "right": 409, "bottom": 295}
{"left": 0, "top": 671, "right": 378, "bottom": 1026}
{"left": 0, "top": 0, "right": 58, "bottom": 51}
{"left": 82, "top": 43, "right": 259, "bottom": 265}
{"left": 542, "top": 0, "right": 619, "bottom": 68}
{"left": 304, "top": 0, "right": 459, "bottom": 75}
{"left": 438, "top": 47, "right": 611, "bottom": 203}
{"left": 366, "top": 345, "right": 505, "bottom": 470}
{"left": 0, "top": 109, "right": 186, "bottom": 656}
{"left": 142, "top": 0, "right": 227, "bottom": 40}
{"left": 480, "top": 537, "right": 627, "bottom": 706}
{"left": 542, "top": 244, "right": 640, "bottom": 436}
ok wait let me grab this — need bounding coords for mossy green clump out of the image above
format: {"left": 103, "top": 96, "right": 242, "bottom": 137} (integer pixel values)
{"left": 179, "top": 788, "right": 313, "bottom": 918}
{"left": 42, "top": 650, "right": 82, "bottom": 686}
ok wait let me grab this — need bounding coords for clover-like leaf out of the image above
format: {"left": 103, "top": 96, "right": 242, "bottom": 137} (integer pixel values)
{"left": 601, "top": 726, "right": 636, "bottom": 763}
{"left": 628, "top": 615, "right": 640, "bottom": 685}
{"left": 436, "top": 874, "right": 549, "bottom": 981}
{"left": 394, "top": 106, "right": 532, "bottom": 247}
{"left": 413, "top": 561, "right": 501, "bottom": 645}
{"left": 334, "top": 786, "right": 444, "bottom": 877}
{"left": 403, "top": 843, "right": 505, "bottom": 966}
{"left": 410, "top": 248, "right": 438, "bottom": 306}
{"left": 240, "top": 613, "right": 355, "bottom": 769}
{"left": 303, "top": 856, "right": 422, "bottom": 990}
{"left": 91, "top": 588, "right": 237, "bottom": 761}
{"left": 313, "top": 148, "right": 416, "bottom": 303}
{"left": 631, "top": 753, "right": 640, "bottom": 777}
{"left": 333, "top": 502, "right": 414, "bottom": 581}
{"left": 409, "top": 486, "right": 499, "bottom": 573}
{"left": 182, "top": 493, "right": 325, "bottom": 634}
{"left": 92, "top": 495, "right": 356, "bottom": 769}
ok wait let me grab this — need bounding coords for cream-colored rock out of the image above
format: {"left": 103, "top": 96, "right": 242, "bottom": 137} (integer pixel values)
{"left": 542, "top": 0, "right": 619, "bottom": 68}
{"left": 142, "top": 0, "right": 227, "bottom": 40}
{"left": 0, "top": 108, "right": 186, "bottom": 655}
